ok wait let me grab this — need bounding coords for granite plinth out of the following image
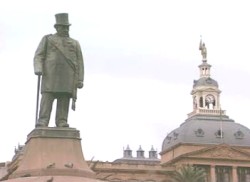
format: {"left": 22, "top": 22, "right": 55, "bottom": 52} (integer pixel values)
{"left": 9, "top": 127, "right": 95, "bottom": 179}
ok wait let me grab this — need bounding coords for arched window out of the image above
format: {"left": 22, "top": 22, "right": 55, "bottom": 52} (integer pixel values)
{"left": 199, "top": 97, "right": 203, "bottom": 107}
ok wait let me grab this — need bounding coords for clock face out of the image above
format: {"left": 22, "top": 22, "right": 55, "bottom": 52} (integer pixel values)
{"left": 205, "top": 95, "right": 215, "bottom": 103}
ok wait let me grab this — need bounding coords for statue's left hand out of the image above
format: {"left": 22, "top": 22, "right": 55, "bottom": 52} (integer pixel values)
{"left": 77, "top": 81, "right": 84, "bottom": 89}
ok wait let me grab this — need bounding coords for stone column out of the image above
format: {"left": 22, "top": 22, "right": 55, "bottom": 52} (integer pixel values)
{"left": 232, "top": 166, "right": 238, "bottom": 182}
{"left": 210, "top": 165, "right": 216, "bottom": 182}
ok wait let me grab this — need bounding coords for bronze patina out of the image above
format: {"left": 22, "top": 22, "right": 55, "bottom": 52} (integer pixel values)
{"left": 34, "top": 13, "right": 84, "bottom": 127}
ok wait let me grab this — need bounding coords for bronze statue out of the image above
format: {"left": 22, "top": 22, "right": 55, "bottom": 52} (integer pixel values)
{"left": 34, "top": 13, "right": 84, "bottom": 127}
{"left": 199, "top": 38, "right": 207, "bottom": 60}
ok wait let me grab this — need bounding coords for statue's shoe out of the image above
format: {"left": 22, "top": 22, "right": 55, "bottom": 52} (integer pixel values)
{"left": 35, "top": 122, "right": 48, "bottom": 127}
{"left": 57, "top": 122, "right": 69, "bottom": 127}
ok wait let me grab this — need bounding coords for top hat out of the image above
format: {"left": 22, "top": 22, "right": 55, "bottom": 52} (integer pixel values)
{"left": 54, "top": 13, "right": 71, "bottom": 26}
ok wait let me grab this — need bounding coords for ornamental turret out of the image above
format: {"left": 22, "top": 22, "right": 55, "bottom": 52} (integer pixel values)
{"left": 123, "top": 145, "right": 132, "bottom": 158}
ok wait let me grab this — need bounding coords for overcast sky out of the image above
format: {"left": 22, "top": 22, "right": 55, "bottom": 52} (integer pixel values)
{"left": 1, "top": 0, "right": 250, "bottom": 162}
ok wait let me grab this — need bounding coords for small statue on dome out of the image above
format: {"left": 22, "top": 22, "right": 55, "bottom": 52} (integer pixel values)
{"left": 199, "top": 36, "right": 207, "bottom": 61}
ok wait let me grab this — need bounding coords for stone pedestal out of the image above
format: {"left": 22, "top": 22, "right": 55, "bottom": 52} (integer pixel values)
{"left": 9, "top": 127, "right": 95, "bottom": 179}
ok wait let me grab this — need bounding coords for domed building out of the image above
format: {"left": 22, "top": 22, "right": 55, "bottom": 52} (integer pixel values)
{"left": 2, "top": 40, "right": 250, "bottom": 182}
{"left": 160, "top": 40, "right": 250, "bottom": 182}
{"left": 86, "top": 40, "right": 250, "bottom": 182}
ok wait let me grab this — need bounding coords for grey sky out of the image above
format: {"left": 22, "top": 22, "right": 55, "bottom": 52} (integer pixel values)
{"left": 1, "top": 0, "right": 250, "bottom": 162}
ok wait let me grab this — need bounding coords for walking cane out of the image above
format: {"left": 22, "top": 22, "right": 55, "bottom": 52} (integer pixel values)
{"left": 35, "top": 75, "right": 41, "bottom": 126}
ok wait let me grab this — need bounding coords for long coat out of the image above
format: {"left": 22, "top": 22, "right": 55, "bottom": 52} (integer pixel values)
{"left": 34, "top": 34, "right": 84, "bottom": 97}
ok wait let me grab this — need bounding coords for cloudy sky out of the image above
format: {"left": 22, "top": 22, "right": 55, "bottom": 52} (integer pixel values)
{"left": 1, "top": 0, "right": 250, "bottom": 162}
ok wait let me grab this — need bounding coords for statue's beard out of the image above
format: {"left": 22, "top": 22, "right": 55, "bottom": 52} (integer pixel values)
{"left": 57, "top": 32, "right": 69, "bottom": 37}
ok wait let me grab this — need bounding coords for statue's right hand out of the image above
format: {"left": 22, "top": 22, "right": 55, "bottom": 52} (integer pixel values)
{"left": 35, "top": 71, "right": 42, "bottom": 76}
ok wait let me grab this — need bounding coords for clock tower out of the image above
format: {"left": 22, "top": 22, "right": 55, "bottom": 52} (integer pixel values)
{"left": 188, "top": 39, "right": 225, "bottom": 118}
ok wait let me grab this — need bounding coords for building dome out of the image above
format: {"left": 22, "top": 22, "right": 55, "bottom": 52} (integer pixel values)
{"left": 160, "top": 39, "right": 250, "bottom": 181}
{"left": 160, "top": 39, "right": 250, "bottom": 154}
{"left": 162, "top": 114, "right": 250, "bottom": 153}
{"left": 193, "top": 77, "right": 218, "bottom": 88}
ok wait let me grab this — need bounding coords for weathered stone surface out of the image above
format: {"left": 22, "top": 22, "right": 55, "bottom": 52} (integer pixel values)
{"left": 9, "top": 127, "right": 95, "bottom": 179}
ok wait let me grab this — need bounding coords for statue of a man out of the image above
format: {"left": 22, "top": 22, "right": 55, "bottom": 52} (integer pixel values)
{"left": 199, "top": 39, "right": 207, "bottom": 60}
{"left": 34, "top": 13, "right": 84, "bottom": 127}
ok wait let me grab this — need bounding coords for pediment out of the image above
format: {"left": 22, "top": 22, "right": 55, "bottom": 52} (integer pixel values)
{"left": 185, "top": 145, "right": 250, "bottom": 161}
